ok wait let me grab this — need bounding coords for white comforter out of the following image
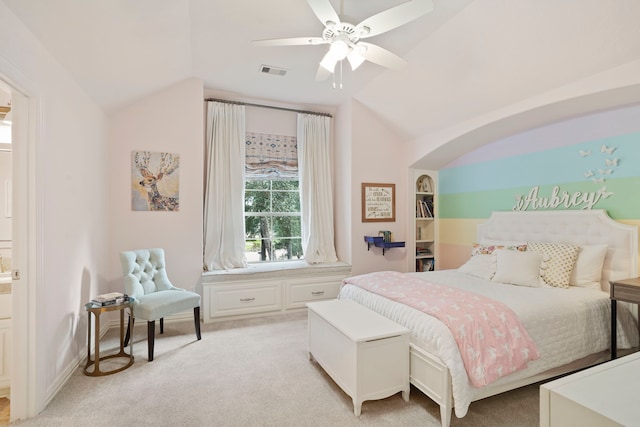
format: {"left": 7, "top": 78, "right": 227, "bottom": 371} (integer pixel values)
{"left": 338, "top": 270, "right": 638, "bottom": 418}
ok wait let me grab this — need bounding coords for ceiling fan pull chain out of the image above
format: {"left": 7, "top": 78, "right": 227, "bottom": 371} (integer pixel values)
{"left": 332, "top": 70, "right": 336, "bottom": 89}
{"left": 339, "top": 60, "right": 343, "bottom": 90}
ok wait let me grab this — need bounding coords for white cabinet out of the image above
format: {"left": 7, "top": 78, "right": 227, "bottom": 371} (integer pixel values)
{"left": 202, "top": 262, "right": 351, "bottom": 322}
{"left": 207, "top": 280, "right": 282, "bottom": 319}
{"left": 411, "top": 169, "right": 437, "bottom": 272}
{"left": 284, "top": 277, "right": 342, "bottom": 310}
{"left": 540, "top": 352, "right": 640, "bottom": 427}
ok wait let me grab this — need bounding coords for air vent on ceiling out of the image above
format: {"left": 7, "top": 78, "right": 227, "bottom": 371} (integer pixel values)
{"left": 260, "top": 65, "right": 287, "bottom": 76}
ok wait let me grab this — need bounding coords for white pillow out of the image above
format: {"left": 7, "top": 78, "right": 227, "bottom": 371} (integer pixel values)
{"left": 491, "top": 250, "right": 546, "bottom": 287}
{"left": 570, "top": 244, "right": 608, "bottom": 289}
{"left": 458, "top": 255, "right": 496, "bottom": 280}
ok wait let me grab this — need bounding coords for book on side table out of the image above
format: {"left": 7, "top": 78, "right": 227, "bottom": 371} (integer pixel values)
{"left": 91, "top": 292, "right": 129, "bottom": 306}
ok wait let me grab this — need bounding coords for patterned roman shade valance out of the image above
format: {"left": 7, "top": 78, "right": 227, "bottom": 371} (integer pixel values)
{"left": 245, "top": 132, "right": 298, "bottom": 179}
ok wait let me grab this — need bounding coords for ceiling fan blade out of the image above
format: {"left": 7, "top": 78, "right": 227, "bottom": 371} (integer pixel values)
{"left": 307, "top": 0, "right": 340, "bottom": 27}
{"left": 252, "top": 37, "right": 328, "bottom": 47}
{"left": 355, "top": 0, "right": 434, "bottom": 39}
{"left": 358, "top": 42, "right": 407, "bottom": 70}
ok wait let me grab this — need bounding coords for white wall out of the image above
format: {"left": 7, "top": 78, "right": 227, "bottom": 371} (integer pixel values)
{"left": 334, "top": 101, "right": 352, "bottom": 264}
{"left": 0, "top": 1, "right": 109, "bottom": 415}
{"left": 348, "top": 100, "right": 408, "bottom": 275}
{"left": 109, "top": 78, "right": 204, "bottom": 292}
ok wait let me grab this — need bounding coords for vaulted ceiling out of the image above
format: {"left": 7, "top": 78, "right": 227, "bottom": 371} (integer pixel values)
{"left": 4, "top": 0, "right": 640, "bottom": 163}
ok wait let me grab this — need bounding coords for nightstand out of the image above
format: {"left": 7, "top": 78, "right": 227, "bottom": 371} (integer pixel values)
{"left": 84, "top": 301, "right": 134, "bottom": 376}
{"left": 610, "top": 277, "right": 640, "bottom": 359}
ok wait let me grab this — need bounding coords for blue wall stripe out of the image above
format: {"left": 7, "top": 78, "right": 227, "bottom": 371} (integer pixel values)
{"left": 439, "top": 132, "right": 640, "bottom": 195}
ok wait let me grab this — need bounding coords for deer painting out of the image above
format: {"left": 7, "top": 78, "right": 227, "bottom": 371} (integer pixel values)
{"left": 133, "top": 151, "right": 180, "bottom": 211}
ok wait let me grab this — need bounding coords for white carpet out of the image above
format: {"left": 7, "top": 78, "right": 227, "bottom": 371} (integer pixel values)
{"left": 12, "top": 311, "right": 539, "bottom": 426}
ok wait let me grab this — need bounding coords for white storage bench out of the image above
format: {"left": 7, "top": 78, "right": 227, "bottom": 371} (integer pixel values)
{"left": 307, "top": 299, "right": 410, "bottom": 416}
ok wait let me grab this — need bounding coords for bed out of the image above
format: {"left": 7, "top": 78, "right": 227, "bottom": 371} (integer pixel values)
{"left": 339, "top": 210, "right": 639, "bottom": 427}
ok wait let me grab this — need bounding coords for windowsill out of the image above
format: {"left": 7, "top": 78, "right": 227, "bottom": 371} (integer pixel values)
{"left": 202, "top": 260, "right": 352, "bottom": 283}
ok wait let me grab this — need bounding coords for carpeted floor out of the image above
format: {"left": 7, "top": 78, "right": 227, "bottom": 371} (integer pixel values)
{"left": 11, "top": 311, "right": 540, "bottom": 426}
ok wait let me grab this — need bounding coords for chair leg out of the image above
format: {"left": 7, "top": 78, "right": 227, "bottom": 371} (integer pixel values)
{"left": 160, "top": 317, "right": 164, "bottom": 334}
{"left": 194, "top": 306, "right": 201, "bottom": 341}
{"left": 147, "top": 320, "right": 155, "bottom": 361}
{"left": 124, "top": 316, "right": 135, "bottom": 347}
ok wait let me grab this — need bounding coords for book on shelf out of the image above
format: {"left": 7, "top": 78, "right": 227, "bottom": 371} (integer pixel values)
{"left": 416, "top": 200, "right": 433, "bottom": 218}
{"left": 416, "top": 258, "right": 435, "bottom": 272}
{"left": 416, "top": 247, "right": 432, "bottom": 256}
{"left": 91, "top": 292, "right": 129, "bottom": 306}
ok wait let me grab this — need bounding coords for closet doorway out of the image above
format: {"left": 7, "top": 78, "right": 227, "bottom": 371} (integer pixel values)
{"left": 0, "top": 76, "right": 35, "bottom": 422}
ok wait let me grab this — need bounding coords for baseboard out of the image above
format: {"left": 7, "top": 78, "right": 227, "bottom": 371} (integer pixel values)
{"left": 42, "top": 319, "right": 110, "bottom": 410}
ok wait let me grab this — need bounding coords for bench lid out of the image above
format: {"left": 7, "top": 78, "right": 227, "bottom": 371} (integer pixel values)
{"left": 307, "top": 299, "right": 409, "bottom": 342}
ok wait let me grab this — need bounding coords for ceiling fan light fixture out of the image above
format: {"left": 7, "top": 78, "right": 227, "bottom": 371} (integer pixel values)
{"left": 320, "top": 55, "right": 338, "bottom": 73}
{"left": 328, "top": 38, "right": 349, "bottom": 61}
{"left": 347, "top": 52, "right": 366, "bottom": 70}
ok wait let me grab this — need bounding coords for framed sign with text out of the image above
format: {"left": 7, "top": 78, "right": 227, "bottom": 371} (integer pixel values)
{"left": 362, "top": 183, "right": 395, "bottom": 222}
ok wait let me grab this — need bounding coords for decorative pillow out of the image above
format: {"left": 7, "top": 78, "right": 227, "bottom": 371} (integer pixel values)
{"left": 527, "top": 242, "right": 580, "bottom": 288}
{"left": 491, "top": 250, "right": 546, "bottom": 287}
{"left": 458, "top": 255, "right": 496, "bottom": 280}
{"left": 570, "top": 244, "right": 608, "bottom": 289}
{"left": 471, "top": 242, "right": 527, "bottom": 256}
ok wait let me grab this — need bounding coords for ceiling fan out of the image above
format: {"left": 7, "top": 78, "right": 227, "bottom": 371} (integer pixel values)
{"left": 252, "top": 0, "right": 434, "bottom": 82}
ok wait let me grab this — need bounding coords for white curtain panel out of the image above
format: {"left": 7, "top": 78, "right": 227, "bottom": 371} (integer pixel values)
{"left": 203, "top": 101, "right": 247, "bottom": 270}
{"left": 297, "top": 113, "right": 338, "bottom": 264}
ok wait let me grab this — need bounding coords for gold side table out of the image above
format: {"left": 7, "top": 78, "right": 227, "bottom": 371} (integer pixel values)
{"left": 84, "top": 301, "right": 134, "bottom": 376}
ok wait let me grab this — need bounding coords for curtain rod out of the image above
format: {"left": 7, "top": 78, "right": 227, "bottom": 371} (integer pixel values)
{"left": 205, "top": 97, "right": 332, "bottom": 118}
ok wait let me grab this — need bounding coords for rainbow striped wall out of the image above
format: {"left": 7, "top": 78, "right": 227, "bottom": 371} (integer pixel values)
{"left": 437, "top": 104, "right": 640, "bottom": 270}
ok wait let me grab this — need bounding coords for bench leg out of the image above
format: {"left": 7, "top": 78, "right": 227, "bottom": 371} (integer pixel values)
{"left": 353, "top": 398, "right": 362, "bottom": 416}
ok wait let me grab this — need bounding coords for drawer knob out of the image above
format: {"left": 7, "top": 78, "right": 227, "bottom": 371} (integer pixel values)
{"left": 240, "top": 297, "right": 256, "bottom": 303}
{"left": 311, "top": 291, "right": 325, "bottom": 296}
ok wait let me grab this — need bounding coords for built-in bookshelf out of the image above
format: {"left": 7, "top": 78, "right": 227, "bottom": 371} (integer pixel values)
{"left": 412, "top": 170, "right": 437, "bottom": 272}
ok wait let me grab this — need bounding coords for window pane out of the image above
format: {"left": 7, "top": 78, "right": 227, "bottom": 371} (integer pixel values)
{"left": 272, "top": 238, "right": 303, "bottom": 260}
{"left": 245, "top": 190, "right": 270, "bottom": 213}
{"left": 272, "top": 191, "right": 300, "bottom": 212}
{"left": 272, "top": 216, "right": 301, "bottom": 238}
{"left": 272, "top": 180, "right": 299, "bottom": 190}
{"left": 245, "top": 216, "right": 271, "bottom": 239}
{"left": 246, "top": 180, "right": 269, "bottom": 190}
{"left": 245, "top": 238, "right": 276, "bottom": 262}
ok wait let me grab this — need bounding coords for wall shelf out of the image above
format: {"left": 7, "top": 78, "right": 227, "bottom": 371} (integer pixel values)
{"left": 364, "top": 236, "right": 405, "bottom": 255}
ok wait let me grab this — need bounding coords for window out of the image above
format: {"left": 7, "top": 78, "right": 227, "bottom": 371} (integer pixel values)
{"left": 244, "top": 179, "right": 303, "bottom": 262}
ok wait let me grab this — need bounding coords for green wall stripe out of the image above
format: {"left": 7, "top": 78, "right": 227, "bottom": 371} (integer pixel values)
{"left": 439, "top": 176, "right": 640, "bottom": 219}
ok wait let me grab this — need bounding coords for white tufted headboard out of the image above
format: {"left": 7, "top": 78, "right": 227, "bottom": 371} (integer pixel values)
{"left": 477, "top": 210, "right": 638, "bottom": 292}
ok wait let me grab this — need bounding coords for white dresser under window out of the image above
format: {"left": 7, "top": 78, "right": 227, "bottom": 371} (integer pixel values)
{"left": 201, "top": 261, "right": 351, "bottom": 322}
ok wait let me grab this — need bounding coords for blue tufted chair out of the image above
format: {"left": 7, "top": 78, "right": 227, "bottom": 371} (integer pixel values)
{"left": 120, "top": 248, "right": 201, "bottom": 361}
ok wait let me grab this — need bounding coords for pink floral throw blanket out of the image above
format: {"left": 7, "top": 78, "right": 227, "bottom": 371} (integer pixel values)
{"left": 343, "top": 271, "right": 540, "bottom": 387}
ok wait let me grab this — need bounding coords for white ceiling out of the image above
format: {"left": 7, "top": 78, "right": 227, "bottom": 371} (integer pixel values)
{"left": 4, "top": 0, "right": 640, "bottom": 159}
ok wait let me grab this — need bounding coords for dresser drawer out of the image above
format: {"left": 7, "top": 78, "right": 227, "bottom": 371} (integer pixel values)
{"left": 284, "top": 278, "right": 342, "bottom": 309}
{"left": 208, "top": 281, "right": 282, "bottom": 318}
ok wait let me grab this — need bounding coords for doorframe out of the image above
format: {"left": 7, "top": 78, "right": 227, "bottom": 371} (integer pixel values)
{"left": 0, "top": 63, "right": 40, "bottom": 420}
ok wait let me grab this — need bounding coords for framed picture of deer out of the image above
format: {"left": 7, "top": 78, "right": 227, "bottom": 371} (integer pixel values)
{"left": 132, "top": 150, "right": 180, "bottom": 211}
